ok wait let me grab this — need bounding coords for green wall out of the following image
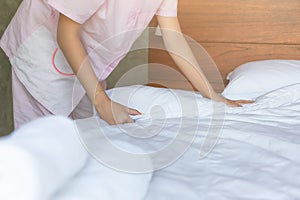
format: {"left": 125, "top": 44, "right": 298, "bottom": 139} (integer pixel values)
{"left": 0, "top": 0, "right": 148, "bottom": 136}
{"left": 0, "top": 0, "right": 22, "bottom": 136}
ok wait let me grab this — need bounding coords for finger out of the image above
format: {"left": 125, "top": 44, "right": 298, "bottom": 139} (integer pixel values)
{"left": 124, "top": 117, "right": 135, "bottom": 124}
{"left": 232, "top": 103, "right": 242, "bottom": 107}
{"left": 235, "top": 100, "right": 254, "bottom": 104}
{"left": 228, "top": 101, "right": 242, "bottom": 107}
{"left": 225, "top": 99, "right": 240, "bottom": 107}
{"left": 107, "top": 119, "right": 117, "bottom": 125}
{"left": 128, "top": 108, "right": 142, "bottom": 115}
{"left": 114, "top": 115, "right": 133, "bottom": 124}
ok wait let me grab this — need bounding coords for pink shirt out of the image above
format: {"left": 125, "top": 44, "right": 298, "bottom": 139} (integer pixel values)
{"left": 0, "top": 0, "right": 178, "bottom": 116}
{"left": 0, "top": 0, "right": 177, "bottom": 79}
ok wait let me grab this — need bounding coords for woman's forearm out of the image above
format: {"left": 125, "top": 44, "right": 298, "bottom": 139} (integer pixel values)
{"left": 57, "top": 14, "right": 140, "bottom": 124}
{"left": 57, "top": 14, "right": 108, "bottom": 104}
{"left": 157, "top": 16, "right": 218, "bottom": 99}
{"left": 164, "top": 35, "right": 217, "bottom": 99}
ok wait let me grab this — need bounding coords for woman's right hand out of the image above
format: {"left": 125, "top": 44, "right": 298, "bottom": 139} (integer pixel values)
{"left": 95, "top": 97, "right": 141, "bottom": 125}
{"left": 211, "top": 93, "right": 254, "bottom": 107}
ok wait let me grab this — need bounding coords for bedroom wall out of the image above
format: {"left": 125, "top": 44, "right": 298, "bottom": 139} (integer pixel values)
{"left": 106, "top": 31, "right": 149, "bottom": 89}
{"left": 0, "top": 0, "right": 148, "bottom": 136}
{"left": 0, "top": 0, "right": 21, "bottom": 136}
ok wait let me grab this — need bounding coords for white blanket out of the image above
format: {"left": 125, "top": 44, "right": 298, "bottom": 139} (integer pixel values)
{"left": 0, "top": 84, "right": 299, "bottom": 199}
{"left": 0, "top": 117, "right": 151, "bottom": 200}
{"left": 0, "top": 117, "right": 88, "bottom": 200}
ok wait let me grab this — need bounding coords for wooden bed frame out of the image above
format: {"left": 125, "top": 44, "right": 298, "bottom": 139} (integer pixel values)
{"left": 148, "top": 0, "right": 300, "bottom": 92}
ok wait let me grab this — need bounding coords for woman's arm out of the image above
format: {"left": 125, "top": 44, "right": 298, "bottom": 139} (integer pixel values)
{"left": 57, "top": 14, "right": 140, "bottom": 124}
{"left": 156, "top": 16, "right": 252, "bottom": 107}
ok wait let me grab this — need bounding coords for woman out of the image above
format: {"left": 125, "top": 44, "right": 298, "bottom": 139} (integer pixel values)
{"left": 0, "top": 0, "right": 251, "bottom": 128}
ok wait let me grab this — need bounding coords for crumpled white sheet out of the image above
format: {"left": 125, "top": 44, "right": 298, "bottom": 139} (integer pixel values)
{"left": 82, "top": 83, "right": 300, "bottom": 199}
{"left": 74, "top": 112, "right": 300, "bottom": 200}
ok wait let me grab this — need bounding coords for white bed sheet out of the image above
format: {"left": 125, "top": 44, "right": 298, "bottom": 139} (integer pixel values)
{"left": 0, "top": 84, "right": 299, "bottom": 200}
{"left": 74, "top": 117, "right": 300, "bottom": 199}
{"left": 72, "top": 83, "right": 300, "bottom": 199}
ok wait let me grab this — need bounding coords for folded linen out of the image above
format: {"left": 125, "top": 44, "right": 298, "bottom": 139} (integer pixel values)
{"left": 0, "top": 116, "right": 89, "bottom": 200}
{"left": 52, "top": 157, "right": 152, "bottom": 200}
{"left": 0, "top": 116, "right": 153, "bottom": 200}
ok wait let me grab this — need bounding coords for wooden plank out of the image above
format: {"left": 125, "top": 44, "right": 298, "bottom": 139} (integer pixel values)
{"left": 148, "top": 79, "right": 195, "bottom": 91}
{"left": 147, "top": 79, "right": 225, "bottom": 93}
{"left": 176, "top": 0, "right": 300, "bottom": 44}
{"left": 149, "top": 40, "right": 300, "bottom": 91}
{"left": 202, "top": 42, "right": 300, "bottom": 78}
{"left": 148, "top": 0, "right": 300, "bottom": 92}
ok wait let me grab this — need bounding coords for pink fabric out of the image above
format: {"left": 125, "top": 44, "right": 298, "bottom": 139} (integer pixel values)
{"left": 1, "top": 0, "right": 178, "bottom": 125}
{"left": 12, "top": 68, "right": 52, "bottom": 129}
{"left": 0, "top": 0, "right": 178, "bottom": 80}
{"left": 12, "top": 69, "right": 94, "bottom": 129}
{"left": 47, "top": 0, "right": 106, "bottom": 24}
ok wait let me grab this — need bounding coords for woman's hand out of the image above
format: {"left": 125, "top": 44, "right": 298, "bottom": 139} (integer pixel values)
{"left": 211, "top": 94, "right": 254, "bottom": 107}
{"left": 95, "top": 96, "right": 141, "bottom": 125}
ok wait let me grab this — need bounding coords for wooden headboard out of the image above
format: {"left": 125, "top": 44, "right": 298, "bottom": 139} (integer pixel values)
{"left": 148, "top": 0, "right": 300, "bottom": 92}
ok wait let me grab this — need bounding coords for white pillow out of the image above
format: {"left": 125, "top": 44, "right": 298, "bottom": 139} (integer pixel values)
{"left": 222, "top": 60, "right": 300, "bottom": 100}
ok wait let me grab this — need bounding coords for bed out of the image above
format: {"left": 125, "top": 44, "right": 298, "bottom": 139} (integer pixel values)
{"left": 1, "top": 0, "right": 300, "bottom": 200}
{"left": 1, "top": 81, "right": 300, "bottom": 200}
